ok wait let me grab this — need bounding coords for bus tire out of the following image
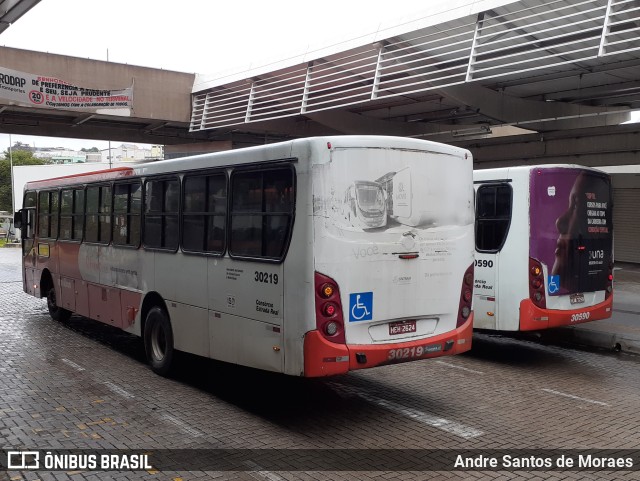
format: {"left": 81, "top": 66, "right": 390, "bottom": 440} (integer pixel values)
{"left": 144, "top": 306, "right": 174, "bottom": 376}
{"left": 46, "top": 286, "right": 72, "bottom": 323}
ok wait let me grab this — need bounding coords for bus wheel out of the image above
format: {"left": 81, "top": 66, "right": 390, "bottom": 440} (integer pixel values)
{"left": 46, "top": 287, "right": 72, "bottom": 322}
{"left": 144, "top": 306, "right": 174, "bottom": 376}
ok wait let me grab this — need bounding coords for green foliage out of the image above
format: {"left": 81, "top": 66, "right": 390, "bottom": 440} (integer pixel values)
{"left": 0, "top": 150, "right": 49, "bottom": 212}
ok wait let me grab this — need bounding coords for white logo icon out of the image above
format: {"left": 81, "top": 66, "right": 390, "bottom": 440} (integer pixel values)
{"left": 7, "top": 451, "right": 40, "bottom": 469}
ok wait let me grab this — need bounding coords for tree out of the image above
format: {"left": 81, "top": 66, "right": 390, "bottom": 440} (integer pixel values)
{"left": 81, "top": 147, "right": 100, "bottom": 152}
{"left": 0, "top": 150, "right": 49, "bottom": 213}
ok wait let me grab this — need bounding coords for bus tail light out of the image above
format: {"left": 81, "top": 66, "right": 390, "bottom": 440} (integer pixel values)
{"left": 457, "top": 263, "right": 474, "bottom": 327}
{"left": 315, "top": 272, "right": 345, "bottom": 344}
{"left": 605, "top": 260, "right": 613, "bottom": 300}
{"left": 529, "top": 257, "right": 546, "bottom": 308}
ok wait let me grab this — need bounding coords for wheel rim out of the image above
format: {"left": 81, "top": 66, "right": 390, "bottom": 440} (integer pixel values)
{"left": 150, "top": 322, "right": 166, "bottom": 362}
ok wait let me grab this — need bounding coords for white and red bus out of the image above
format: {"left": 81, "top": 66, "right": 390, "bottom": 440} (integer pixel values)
{"left": 14, "top": 136, "right": 475, "bottom": 377}
{"left": 473, "top": 165, "right": 613, "bottom": 331}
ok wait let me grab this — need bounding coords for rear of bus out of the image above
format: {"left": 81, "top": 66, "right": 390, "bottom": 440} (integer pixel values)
{"left": 522, "top": 166, "right": 613, "bottom": 330}
{"left": 304, "top": 137, "right": 475, "bottom": 377}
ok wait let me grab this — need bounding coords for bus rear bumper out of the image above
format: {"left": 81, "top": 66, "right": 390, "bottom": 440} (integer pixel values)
{"left": 519, "top": 295, "right": 613, "bottom": 331}
{"left": 303, "top": 314, "right": 473, "bottom": 377}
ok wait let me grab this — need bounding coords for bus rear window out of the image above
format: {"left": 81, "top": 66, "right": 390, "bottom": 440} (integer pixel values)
{"left": 475, "top": 183, "right": 512, "bottom": 252}
{"left": 229, "top": 167, "right": 294, "bottom": 260}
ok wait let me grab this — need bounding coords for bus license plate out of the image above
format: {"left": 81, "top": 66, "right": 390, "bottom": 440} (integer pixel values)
{"left": 570, "top": 293, "right": 585, "bottom": 304}
{"left": 389, "top": 320, "right": 416, "bottom": 335}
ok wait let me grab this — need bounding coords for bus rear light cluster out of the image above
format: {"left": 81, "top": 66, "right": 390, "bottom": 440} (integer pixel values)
{"left": 606, "top": 260, "right": 613, "bottom": 299}
{"left": 323, "top": 303, "right": 337, "bottom": 317}
{"left": 529, "top": 258, "right": 546, "bottom": 308}
{"left": 314, "top": 272, "right": 346, "bottom": 344}
{"left": 457, "top": 263, "right": 474, "bottom": 327}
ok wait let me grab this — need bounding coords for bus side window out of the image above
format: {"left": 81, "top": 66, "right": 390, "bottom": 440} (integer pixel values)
{"left": 85, "top": 185, "right": 111, "bottom": 244}
{"left": 38, "top": 190, "right": 59, "bottom": 239}
{"left": 23, "top": 191, "right": 37, "bottom": 239}
{"left": 113, "top": 182, "right": 142, "bottom": 247}
{"left": 182, "top": 173, "right": 227, "bottom": 254}
{"left": 59, "top": 189, "right": 74, "bottom": 240}
{"left": 72, "top": 189, "right": 85, "bottom": 241}
{"left": 229, "top": 167, "right": 294, "bottom": 260}
{"left": 475, "top": 184, "right": 512, "bottom": 252}
{"left": 144, "top": 178, "right": 180, "bottom": 251}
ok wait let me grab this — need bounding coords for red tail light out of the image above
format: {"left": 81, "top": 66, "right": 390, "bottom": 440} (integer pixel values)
{"left": 457, "top": 263, "right": 474, "bottom": 327}
{"left": 605, "top": 259, "right": 613, "bottom": 300}
{"left": 529, "top": 257, "right": 546, "bottom": 308}
{"left": 314, "top": 272, "right": 345, "bottom": 343}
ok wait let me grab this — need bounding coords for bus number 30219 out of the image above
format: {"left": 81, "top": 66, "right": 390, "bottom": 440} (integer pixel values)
{"left": 255, "top": 271, "right": 279, "bottom": 284}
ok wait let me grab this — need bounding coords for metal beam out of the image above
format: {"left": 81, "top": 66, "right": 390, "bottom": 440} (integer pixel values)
{"left": 461, "top": 123, "right": 640, "bottom": 168}
{"left": 0, "top": 0, "right": 40, "bottom": 34}
{"left": 435, "top": 83, "right": 630, "bottom": 130}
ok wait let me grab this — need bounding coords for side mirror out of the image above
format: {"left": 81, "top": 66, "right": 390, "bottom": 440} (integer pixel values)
{"left": 13, "top": 210, "right": 26, "bottom": 230}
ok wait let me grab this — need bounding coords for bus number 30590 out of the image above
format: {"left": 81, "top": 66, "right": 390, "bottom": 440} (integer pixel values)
{"left": 255, "top": 271, "right": 279, "bottom": 284}
{"left": 475, "top": 259, "right": 494, "bottom": 268}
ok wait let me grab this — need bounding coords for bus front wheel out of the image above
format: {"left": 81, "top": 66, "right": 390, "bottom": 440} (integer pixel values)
{"left": 46, "top": 287, "right": 72, "bottom": 323}
{"left": 144, "top": 307, "right": 174, "bottom": 376}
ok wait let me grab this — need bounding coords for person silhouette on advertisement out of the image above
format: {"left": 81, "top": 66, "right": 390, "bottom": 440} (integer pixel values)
{"left": 551, "top": 171, "right": 609, "bottom": 293}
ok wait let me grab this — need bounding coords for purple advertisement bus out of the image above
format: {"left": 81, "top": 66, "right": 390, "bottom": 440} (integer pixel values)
{"left": 473, "top": 165, "right": 613, "bottom": 331}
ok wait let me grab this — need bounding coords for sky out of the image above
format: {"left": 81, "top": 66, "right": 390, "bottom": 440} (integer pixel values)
{"left": 0, "top": 0, "right": 447, "bottom": 152}
{"left": 1, "top": 0, "right": 638, "bottom": 152}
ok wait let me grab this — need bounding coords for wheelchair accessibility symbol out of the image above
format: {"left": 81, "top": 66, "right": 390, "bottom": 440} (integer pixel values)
{"left": 548, "top": 275, "right": 560, "bottom": 294}
{"left": 349, "top": 292, "right": 373, "bottom": 322}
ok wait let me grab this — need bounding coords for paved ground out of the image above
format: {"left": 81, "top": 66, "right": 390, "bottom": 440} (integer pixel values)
{"left": 1, "top": 248, "right": 639, "bottom": 481}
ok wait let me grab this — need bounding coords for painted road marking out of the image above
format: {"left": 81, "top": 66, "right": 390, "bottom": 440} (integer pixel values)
{"left": 102, "top": 382, "right": 134, "bottom": 399}
{"left": 329, "top": 383, "right": 483, "bottom": 439}
{"left": 61, "top": 359, "right": 85, "bottom": 371}
{"left": 435, "top": 360, "right": 484, "bottom": 374}
{"left": 245, "top": 461, "right": 286, "bottom": 481}
{"left": 542, "top": 388, "right": 609, "bottom": 406}
{"left": 160, "top": 414, "right": 204, "bottom": 437}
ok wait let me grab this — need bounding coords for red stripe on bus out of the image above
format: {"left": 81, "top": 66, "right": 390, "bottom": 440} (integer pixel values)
{"left": 303, "top": 315, "right": 474, "bottom": 377}
{"left": 26, "top": 167, "right": 136, "bottom": 189}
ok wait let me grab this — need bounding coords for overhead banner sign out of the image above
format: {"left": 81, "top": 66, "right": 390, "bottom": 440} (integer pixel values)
{"left": 0, "top": 66, "right": 133, "bottom": 115}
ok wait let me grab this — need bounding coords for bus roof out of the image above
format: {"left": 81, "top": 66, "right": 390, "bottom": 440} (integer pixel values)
{"left": 474, "top": 164, "right": 608, "bottom": 181}
{"left": 24, "top": 136, "right": 471, "bottom": 190}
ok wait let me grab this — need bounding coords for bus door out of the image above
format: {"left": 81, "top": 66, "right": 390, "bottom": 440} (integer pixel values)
{"left": 473, "top": 183, "right": 512, "bottom": 329}
{"left": 530, "top": 168, "right": 613, "bottom": 301}
{"left": 206, "top": 166, "right": 293, "bottom": 373}
{"left": 19, "top": 191, "right": 38, "bottom": 297}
